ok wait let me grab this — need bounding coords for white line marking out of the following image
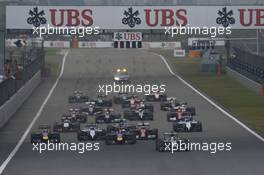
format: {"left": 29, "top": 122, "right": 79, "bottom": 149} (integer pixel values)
{"left": 151, "top": 52, "right": 264, "bottom": 143}
{"left": 0, "top": 50, "right": 69, "bottom": 174}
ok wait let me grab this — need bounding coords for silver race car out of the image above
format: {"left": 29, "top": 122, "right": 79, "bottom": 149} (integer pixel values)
{"left": 77, "top": 124, "right": 106, "bottom": 141}
{"left": 173, "top": 118, "right": 202, "bottom": 132}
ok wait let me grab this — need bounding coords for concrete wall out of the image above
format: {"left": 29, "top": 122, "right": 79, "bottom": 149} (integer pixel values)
{"left": 0, "top": 3, "right": 5, "bottom": 76}
{"left": 226, "top": 67, "right": 262, "bottom": 95}
{"left": 0, "top": 71, "right": 41, "bottom": 128}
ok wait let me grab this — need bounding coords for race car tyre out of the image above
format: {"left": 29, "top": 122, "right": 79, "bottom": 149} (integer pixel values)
{"left": 113, "top": 97, "right": 121, "bottom": 104}
{"left": 187, "top": 107, "right": 196, "bottom": 116}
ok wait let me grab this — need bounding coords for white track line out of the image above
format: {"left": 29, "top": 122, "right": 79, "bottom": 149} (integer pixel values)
{"left": 0, "top": 50, "right": 69, "bottom": 174}
{"left": 151, "top": 52, "right": 264, "bottom": 143}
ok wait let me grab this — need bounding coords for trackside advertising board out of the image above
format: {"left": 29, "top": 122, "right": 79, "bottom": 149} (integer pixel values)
{"left": 188, "top": 38, "right": 225, "bottom": 46}
{"left": 6, "top": 6, "right": 264, "bottom": 29}
{"left": 113, "top": 32, "right": 142, "bottom": 41}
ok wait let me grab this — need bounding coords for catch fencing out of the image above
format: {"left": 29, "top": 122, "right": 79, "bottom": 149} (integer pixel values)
{"left": 228, "top": 47, "right": 264, "bottom": 84}
{"left": 0, "top": 49, "right": 44, "bottom": 106}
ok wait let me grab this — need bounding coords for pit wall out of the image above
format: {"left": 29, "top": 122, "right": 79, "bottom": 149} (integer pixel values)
{"left": 0, "top": 71, "right": 41, "bottom": 128}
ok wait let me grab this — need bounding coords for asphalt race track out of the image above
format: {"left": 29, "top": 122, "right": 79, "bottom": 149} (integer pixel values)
{"left": 0, "top": 48, "right": 263, "bottom": 175}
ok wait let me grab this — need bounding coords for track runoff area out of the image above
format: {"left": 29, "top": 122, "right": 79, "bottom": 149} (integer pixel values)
{"left": 1, "top": 5, "right": 264, "bottom": 175}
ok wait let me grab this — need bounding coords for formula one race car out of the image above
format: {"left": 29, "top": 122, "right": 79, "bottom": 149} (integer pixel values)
{"left": 113, "top": 92, "right": 131, "bottom": 104}
{"left": 105, "top": 129, "right": 136, "bottom": 145}
{"left": 62, "top": 108, "right": 87, "bottom": 123}
{"left": 134, "top": 123, "right": 158, "bottom": 140}
{"left": 93, "top": 94, "right": 112, "bottom": 107}
{"left": 95, "top": 109, "right": 122, "bottom": 123}
{"left": 77, "top": 124, "right": 106, "bottom": 141}
{"left": 68, "top": 91, "right": 89, "bottom": 103}
{"left": 113, "top": 68, "right": 130, "bottom": 83}
{"left": 31, "top": 125, "right": 60, "bottom": 143}
{"left": 79, "top": 102, "right": 103, "bottom": 116}
{"left": 160, "top": 97, "right": 196, "bottom": 115}
{"left": 145, "top": 91, "right": 167, "bottom": 102}
{"left": 173, "top": 118, "right": 202, "bottom": 132}
{"left": 106, "top": 122, "right": 136, "bottom": 133}
{"left": 156, "top": 132, "right": 189, "bottom": 152}
{"left": 106, "top": 122, "right": 156, "bottom": 140}
{"left": 160, "top": 97, "right": 183, "bottom": 110}
{"left": 108, "top": 118, "right": 128, "bottom": 125}
{"left": 120, "top": 95, "right": 139, "bottom": 108}
{"left": 123, "top": 108, "right": 153, "bottom": 121}
{"left": 53, "top": 118, "right": 80, "bottom": 132}
{"left": 166, "top": 110, "right": 193, "bottom": 122}
{"left": 121, "top": 97, "right": 154, "bottom": 112}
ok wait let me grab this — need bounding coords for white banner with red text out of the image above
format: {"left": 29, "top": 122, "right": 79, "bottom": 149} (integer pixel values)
{"left": 6, "top": 6, "right": 264, "bottom": 29}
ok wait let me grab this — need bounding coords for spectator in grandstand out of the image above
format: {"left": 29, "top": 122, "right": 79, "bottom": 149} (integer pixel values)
{"left": 12, "top": 60, "right": 19, "bottom": 73}
{"left": 3, "top": 61, "right": 8, "bottom": 78}
{"left": 3, "top": 60, "right": 11, "bottom": 79}
{"left": 3, "top": 60, "right": 19, "bottom": 80}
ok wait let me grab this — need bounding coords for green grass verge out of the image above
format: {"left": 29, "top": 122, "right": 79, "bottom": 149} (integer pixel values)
{"left": 45, "top": 48, "right": 60, "bottom": 56}
{"left": 151, "top": 49, "right": 264, "bottom": 135}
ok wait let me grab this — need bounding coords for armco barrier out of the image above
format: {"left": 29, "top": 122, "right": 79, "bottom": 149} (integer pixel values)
{"left": 231, "top": 48, "right": 264, "bottom": 84}
{"left": 226, "top": 67, "right": 262, "bottom": 95}
{"left": 0, "top": 71, "right": 41, "bottom": 128}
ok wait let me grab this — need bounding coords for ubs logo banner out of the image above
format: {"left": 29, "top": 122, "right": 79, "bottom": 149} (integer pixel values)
{"left": 122, "top": 7, "right": 141, "bottom": 28}
{"left": 6, "top": 6, "right": 264, "bottom": 29}
{"left": 27, "top": 7, "right": 47, "bottom": 27}
{"left": 216, "top": 7, "right": 235, "bottom": 27}
{"left": 113, "top": 32, "right": 142, "bottom": 41}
